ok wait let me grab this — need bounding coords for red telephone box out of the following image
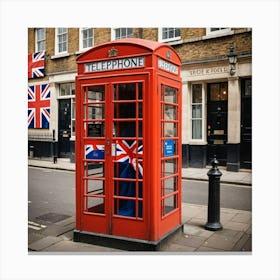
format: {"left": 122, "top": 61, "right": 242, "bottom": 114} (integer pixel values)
{"left": 74, "top": 38, "right": 182, "bottom": 250}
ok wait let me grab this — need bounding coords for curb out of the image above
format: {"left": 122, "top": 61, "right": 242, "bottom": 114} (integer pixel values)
{"left": 182, "top": 177, "right": 252, "bottom": 187}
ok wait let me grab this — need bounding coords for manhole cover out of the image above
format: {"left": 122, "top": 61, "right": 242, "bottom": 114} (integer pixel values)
{"left": 36, "top": 212, "right": 71, "bottom": 223}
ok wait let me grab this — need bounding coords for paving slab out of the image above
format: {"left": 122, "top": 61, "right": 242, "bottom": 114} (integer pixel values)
{"left": 202, "top": 234, "right": 236, "bottom": 251}
{"left": 42, "top": 240, "right": 123, "bottom": 252}
{"left": 196, "top": 246, "right": 225, "bottom": 252}
{"left": 223, "top": 221, "right": 250, "bottom": 232}
{"left": 29, "top": 236, "right": 63, "bottom": 251}
{"left": 162, "top": 243, "right": 196, "bottom": 252}
{"left": 175, "top": 234, "right": 206, "bottom": 248}
{"left": 183, "top": 224, "right": 214, "bottom": 239}
{"left": 231, "top": 212, "right": 252, "bottom": 223}
{"left": 232, "top": 233, "right": 252, "bottom": 251}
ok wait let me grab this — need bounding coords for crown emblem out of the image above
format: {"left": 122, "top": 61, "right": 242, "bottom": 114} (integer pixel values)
{"left": 108, "top": 47, "right": 118, "bottom": 57}
{"left": 166, "top": 50, "right": 171, "bottom": 59}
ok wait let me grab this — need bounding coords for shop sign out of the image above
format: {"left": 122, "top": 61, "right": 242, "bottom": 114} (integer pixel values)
{"left": 158, "top": 59, "right": 178, "bottom": 74}
{"left": 189, "top": 66, "right": 228, "bottom": 76}
{"left": 85, "top": 56, "right": 145, "bottom": 72}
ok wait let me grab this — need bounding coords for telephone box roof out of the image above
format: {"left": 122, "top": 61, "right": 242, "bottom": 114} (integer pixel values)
{"left": 76, "top": 38, "right": 181, "bottom": 64}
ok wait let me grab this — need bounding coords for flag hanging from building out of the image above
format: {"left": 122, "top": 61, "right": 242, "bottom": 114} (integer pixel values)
{"left": 28, "top": 51, "right": 45, "bottom": 79}
{"left": 28, "top": 84, "right": 50, "bottom": 128}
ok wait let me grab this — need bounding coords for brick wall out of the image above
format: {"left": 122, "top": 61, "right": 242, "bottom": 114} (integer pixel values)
{"left": 28, "top": 28, "right": 252, "bottom": 81}
{"left": 174, "top": 31, "right": 252, "bottom": 62}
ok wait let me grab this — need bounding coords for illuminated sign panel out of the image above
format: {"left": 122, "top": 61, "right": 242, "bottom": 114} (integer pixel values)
{"left": 85, "top": 56, "right": 145, "bottom": 72}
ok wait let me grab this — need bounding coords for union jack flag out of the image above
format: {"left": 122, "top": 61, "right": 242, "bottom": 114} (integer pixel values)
{"left": 85, "top": 144, "right": 104, "bottom": 160}
{"left": 28, "top": 84, "right": 50, "bottom": 128}
{"left": 114, "top": 140, "right": 143, "bottom": 176}
{"left": 28, "top": 51, "right": 45, "bottom": 79}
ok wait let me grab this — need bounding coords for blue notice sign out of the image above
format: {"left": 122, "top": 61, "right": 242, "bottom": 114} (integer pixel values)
{"left": 164, "top": 140, "right": 175, "bottom": 157}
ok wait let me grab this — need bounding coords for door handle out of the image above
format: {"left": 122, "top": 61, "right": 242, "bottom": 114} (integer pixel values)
{"left": 106, "top": 139, "right": 110, "bottom": 146}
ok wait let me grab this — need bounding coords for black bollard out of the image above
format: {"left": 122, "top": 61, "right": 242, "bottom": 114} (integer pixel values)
{"left": 52, "top": 129, "right": 57, "bottom": 164}
{"left": 205, "top": 156, "right": 223, "bottom": 231}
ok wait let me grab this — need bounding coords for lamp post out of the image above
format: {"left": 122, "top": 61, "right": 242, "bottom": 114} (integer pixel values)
{"left": 228, "top": 46, "right": 237, "bottom": 76}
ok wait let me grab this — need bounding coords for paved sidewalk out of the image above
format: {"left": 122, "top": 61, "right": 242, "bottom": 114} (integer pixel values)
{"left": 28, "top": 158, "right": 252, "bottom": 186}
{"left": 28, "top": 202, "right": 251, "bottom": 253}
{"left": 28, "top": 158, "right": 252, "bottom": 253}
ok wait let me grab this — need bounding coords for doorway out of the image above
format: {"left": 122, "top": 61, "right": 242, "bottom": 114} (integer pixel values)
{"left": 79, "top": 76, "right": 148, "bottom": 238}
{"left": 240, "top": 78, "right": 252, "bottom": 169}
{"left": 58, "top": 99, "right": 71, "bottom": 157}
{"left": 207, "top": 82, "right": 228, "bottom": 165}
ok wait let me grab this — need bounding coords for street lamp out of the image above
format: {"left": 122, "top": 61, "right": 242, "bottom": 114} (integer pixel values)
{"left": 228, "top": 46, "right": 237, "bottom": 76}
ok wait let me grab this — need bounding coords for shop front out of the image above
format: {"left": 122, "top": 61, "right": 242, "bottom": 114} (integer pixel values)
{"left": 182, "top": 59, "right": 252, "bottom": 171}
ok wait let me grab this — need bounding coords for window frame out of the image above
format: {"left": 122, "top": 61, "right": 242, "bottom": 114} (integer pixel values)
{"left": 35, "top": 28, "right": 46, "bottom": 52}
{"left": 204, "top": 28, "right": 232, "bottom": 38}
{"left": 111, "top": 28, "right": 133, "bottom": 40}
{"left": 158, "top": 28, "right": 181, "bottom": 43}
{"left": 79, "top": 28, "right": 94, "bottom": 52}
{"left": 190, "top": 83, "right": 205, "bottom": 142}
{"left": 55, "top": 28, "right": 68, "bottom": 55}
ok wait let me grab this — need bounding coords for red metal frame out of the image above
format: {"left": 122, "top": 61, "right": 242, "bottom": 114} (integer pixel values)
{"left": 76, "top": 38, "right": 182, "bottom": 242}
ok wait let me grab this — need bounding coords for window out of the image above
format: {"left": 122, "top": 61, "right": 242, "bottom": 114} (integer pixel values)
{"left": 161, "top": 85, "right": 179, "bottom": 217}
{"left": 191, "top": 84, "right": 203, "bottom": 140}
{"left": 35, "top": 28, "right": 46, "bottom": 52}
{"left": 159, "top": 28, "right": 181, "bottom": 42}
{"left": 55, "top": 28, "right": 68, "bottom": 54}
{"left": 79, "top": 28, "right": 94, "bottom": 51}
{"left": 59, "top": 83, "right": 75, "bottom": 136}
{"left": 111, "top": 28, "right": 133, "bottom": 40}
{"left": 205, "top": 28, "right": 232, "bottom": 37}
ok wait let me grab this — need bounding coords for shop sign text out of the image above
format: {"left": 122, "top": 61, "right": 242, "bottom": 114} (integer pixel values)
{"left": 189, "top": 66, "right": 228, "bottom": 76}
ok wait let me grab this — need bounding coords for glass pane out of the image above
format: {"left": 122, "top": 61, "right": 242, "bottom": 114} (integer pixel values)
{"left": 210, "top": 84, "right": 220, "bottom": 101}
{"left": 162, "top": 86, "right": 177, "bottom": 103}
{"left": 209, "top": 83, "right": 228, "bottom": 101}
{"left": 192, "top": 120, "right": 202, "bottom": 139}
{"left": 86, "top": 122, "right": 105, "bottom": 137}
{"left": 60, "top": 84, "right": 71, "bottom": 96}
{"left": 245, "top": 79, "right": 252, "bottom": 96}
{"left": 113, "top": 122, "right": 136, "bottom": 137}
{"left": 85, "top": 104, "right": 104, "bottom": 120}
{"left": 84, "top": 161, "right": 105, "bottom": 177}
{"left": 114, "top": 103, "right": 136, "bottom": 119}
{"left": 162, "top": 177, "right": 177, "bottom": 195}
{"left": 192, "top": 104, "right": 202, "bottom": 118}
{"left": 163, "top": 104, "right": 176, "bottom": 120}
{"left": 163, "top": 122, "right": 177, "bottom": 137}
{"left": 87, "top": 86, "right": 105, "bottom": 101}
{"left": 71, "top": 120, "right": 75, "bottom": 136}
{"left": 162, "top": 158, "right": 177, "bottom": 177}
{"left": 86, "top": 179, "right": 105, "bottom": 195}
{"left": 114, "top": 198, "right": 139, "bottom": 218}
{"left": 85, "top": 197, "right": 104, "bottom": 214}
{"left": 220, "top": 83, "right": 228, "bottom": 101}
{"left": 71, "top": 101, "right": 75, "bottom": 118}
{"left": 115, "top": 28, "right": 120, "bottom": 39}
{"left": 192, "top": 84, "right": 202, "bottom": 103}
{"left": 163, "top": 195, "right": 177, "bottom": 215}
{"left": 114, "top": 83, "right": 136, "bottom": 100}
